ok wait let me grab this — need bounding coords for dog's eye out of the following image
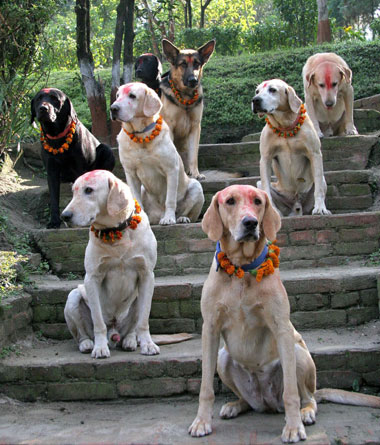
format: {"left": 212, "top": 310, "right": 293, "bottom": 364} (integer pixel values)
{"left": 268, "top": 87, "right": 276, "bottom": 93}
{"left": 332, "top": 82, "right": 337, "bottom": 87}
{"left": 84, "top": 187, "right": 93, "bottom": 195}
{"left": 226, "top": 197, "right": 235, "bottom": 205}
{"left": 319, "top": 83, "right": 325, "bottom": 88}
{"left": 254, "top": 198, "right": 262, "bottom": 205}
{"left": 129, "top": 93, "right": 136, "bottom": 99}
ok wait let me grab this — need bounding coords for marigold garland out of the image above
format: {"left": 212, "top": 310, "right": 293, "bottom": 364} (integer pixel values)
{"left": 40, "top": 120, "right": 76, "bottom": 155}
{"left": 123, "top": 116, "right": 163, "bottom": 144}
{"left": 265, "top": 104, "right": 306, "bottom": 138}
{"left": 217, "top": 240, "right": 280, "bottom": 282}
{"left": 169, "top": 79, "right": 199, "bottom": 106}
{"left": 91, "top": 199, "right": 142, "bottom": 243}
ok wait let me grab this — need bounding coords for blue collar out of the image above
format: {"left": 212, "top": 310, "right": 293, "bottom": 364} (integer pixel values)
{"left": 215, "top": 241, "right": 268, "bottom": 272}
{"left": 133, "top": 120, "right": 157, "bottom": 134}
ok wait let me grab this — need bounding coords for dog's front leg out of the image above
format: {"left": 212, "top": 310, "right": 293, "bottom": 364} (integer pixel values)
{"left": 189, "top": 321, "right": 220, "bottom": 437}
{"left": 84, "top": 275, "right": 110, "bottom": 358}
{"left": 304, "top": 93, "right": 324, "bottom": 138}
{"left": 187, "top": 122, "right": 204, "bottom": 180}
{"left": 259, "top": 153, "right": 282, "bottom": 215}
{"left": 45, "top": 157, "right": 62, "bottom": 228}
{"left": 343, "top": 86, "right": 358, "bottom": 135}
{"left": 309, "top": 149, "right": 331, "bottom": 215}
{"left": 160, "top": 161, "right": 179, "bottom": 225}
{"left": 124, "top": 171, "right": 143, "bottom": 208}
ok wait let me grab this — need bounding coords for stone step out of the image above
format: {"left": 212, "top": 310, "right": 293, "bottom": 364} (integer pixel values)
{"left": 0, "top": 395, "right": 379, "bottom": 444}
{"left": 33, "top": 211, "right": 380, "bottom": 276}
{"left": 28, "top": 265, "right": 380, "bottom": 340}
{"left": 241, "top": 109, "right": 380, "bottom": 143}
{"left": 198, "top": 133, "right": 379, "bottom": 176}
{"left": 0, "top": 320, "right": 379, "bottom": 402}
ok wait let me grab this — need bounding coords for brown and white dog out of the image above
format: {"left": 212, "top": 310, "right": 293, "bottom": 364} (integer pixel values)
{"left": 252, "top": 79, "right": 330, "bottom": 216}
{"left": 302, "top": 52, "right": 358, "bottom": 137}
{"left": 189, "top": 184, "right": 380, "bottom": 443}
{"left": 111, "top": 82, "right": 204, "bottom": 225}
{"left": 160, "top": 39, "right": 216, "bottom": 180}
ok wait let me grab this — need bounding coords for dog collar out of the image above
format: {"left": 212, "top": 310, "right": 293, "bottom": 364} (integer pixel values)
{"left": 123, "top": 116, "right": 163, "bottom": 144}
{"left": 168, "top": 77, "right": 199, "bottom": 107}
{"left": 265, "top": 104, "right": 306, "bottom": 138}
{"left": 215, "top": 240, "right": 280, "bottom": 282}
{"left": 40, "top": 119, "right": 77, "bottom": 155}
{"left": 91, "top": 199, "right": 142, "bottom": 243}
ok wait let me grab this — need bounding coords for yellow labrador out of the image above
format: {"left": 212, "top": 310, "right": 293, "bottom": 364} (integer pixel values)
{"left": 61, "top": 170, "right": 159, "bottom": 358}
{"left": 252, "top": 79, "right": 330, "bottom": 217}
{"left": 189, "top": 185, "right": 380, "bottom": 443}
{"left": 302, "top": 52, "right": 358, "bottom": 137}
{"left": 111, "top": 82, "right": 204, "bottom": 225}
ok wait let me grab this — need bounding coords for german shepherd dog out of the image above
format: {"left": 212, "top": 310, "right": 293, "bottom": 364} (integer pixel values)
{"left": 160, "top": 39, "right": 216, "bottom": 180}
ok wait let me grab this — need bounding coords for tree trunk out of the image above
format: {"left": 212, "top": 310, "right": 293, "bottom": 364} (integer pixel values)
{"left": 142, "top": 0, "right": 162, "bottom": 57}
{"left": 76, "top": 0, "right": 109, "bottom": 143}
{"left": 317, "top": 0, "right": 332, "bottom": 43}
{"left": 200, "top": 0, "right": 212, "bottom": 28}
{"left": 187, "top": 0, "right": 192, "bottom": 29}
{"left": 110, "top": 0, "right": 127, "bottom": 146}
{"left": 122, "top": 0, "right": 135, "bottom": 84}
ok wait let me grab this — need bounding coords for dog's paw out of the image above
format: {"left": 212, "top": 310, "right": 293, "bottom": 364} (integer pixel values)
{"left": 176, "top": 216, "right": 190, "bottom": 224}
{"left": 281, "top": 421, "right": 307, "bottom": 443}
{"left": 122, "top": 334, "right": 137, "bottom": 351}
{"left": 188, "top": 416, "right": 212, "bottom": 437}
{"left": 312, "top": 205, "right": 331, "bottom": 215}
{"left": 91, "top": 342, "right": 110, "bottom": 359}
{"left": 345, "top": 125, "right": 358, "bottom": 136}
{"left": 159, "top": 216, "right": 176, "bottom": 225}
{"left": 140, "top": 341, "right": 160, "bottom": 355}
{"left": 219, "top": 400, "right": 247, "bottom": 419}
{"left": 301, "top": 406, "right": 316, "bottom": 425}
{"left": 79, "top": 339, "right": 94, "bottom": 353}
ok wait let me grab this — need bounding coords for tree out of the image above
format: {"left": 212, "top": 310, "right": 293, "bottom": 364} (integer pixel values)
{"left": 200, "top": 0, "right": 212, "bottom": 28}
{"left": 317, "top": 0, "right": 332, "bottom": 43}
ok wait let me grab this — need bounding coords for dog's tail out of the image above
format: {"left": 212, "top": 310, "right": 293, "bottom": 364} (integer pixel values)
{"left": 315, "top": 388, "right": 380, "bottom": 408}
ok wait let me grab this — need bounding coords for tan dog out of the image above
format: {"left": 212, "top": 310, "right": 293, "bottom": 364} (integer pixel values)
{"left": 189, "top": 184, "right": 380, "bottom": 443}
{"left": 160, "top": 39, "right": 216, "bottom": 180}
{"left": 252, "top": 79, "right": 330, "bottom": 216}
{"left": 111, "top": 82, "right": 204, "bottom": 225}
{"left": 61, "top": 170, "right": 159, "bottom": 358}
{"left": 302, "top": 52, "right": 358, "bottom": 137}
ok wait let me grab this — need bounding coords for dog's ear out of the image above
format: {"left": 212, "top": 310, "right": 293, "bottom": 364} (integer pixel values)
{"left": 62, "top": 96, "right": 77, "bottom": 121}
{"left": 262, "top": 193, "right": 281, "bottom": 241}
{"left": 143, "top": 87, "right": 162, "bottom": 117}
{"left": 155, "top": 56, "right": 163, "bottom": 77}
{"left": 339, "top": 66, "right": 352, "bottom": 84}
{"left": 30, "top": 97, "right": 36, "bottom": 125}
{"left": 107, "top": 177, "right": 129, "bottom": 216}
{"left": 286, "top": 85, "right": 302, "bottom": 114}
{"left": 306, "top": 72, "right": 315, "bottom": 88}
{"left": 197, "top": 40, "right": 216, "bottom": 65}
{"left": 162, "top": 39, "right": 180, "bottom": 65}
{"left": 202, "top": 192, "right": 223, "bottom": 241}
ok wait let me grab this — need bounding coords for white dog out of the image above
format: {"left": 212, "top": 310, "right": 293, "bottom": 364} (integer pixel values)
{"left": 252, "top": 79, "right": 330, "bottom": 217}
{"left": 61, "top": 170, "right": 159, "bottom": 358}
{"left": 111, "top": 82, "right": 204, "bottom": 225}
{"left": 302, "top": 52, "right": 358, "bottom": 137}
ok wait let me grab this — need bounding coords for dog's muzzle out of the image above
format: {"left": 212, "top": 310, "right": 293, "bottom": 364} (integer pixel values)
{"left": 251, "top": 96, "right": 265, "bottom": 114}
{"left": 61, "top": 210, "right": 73, "bottom": 223}
{"left": 110, "top": 104, "right": 120, "bottom": 120}
{"left": 185, "top": 75, "right": 198, "bottom": 88}
{"left": 237, "top": 216, "right": 259, "bottom": 241}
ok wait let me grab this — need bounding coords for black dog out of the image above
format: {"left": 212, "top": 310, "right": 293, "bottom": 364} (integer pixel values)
{"left": 134, "top": 53, "right": 166, "bottom": 96}
{"left": 31, "top": 88, "right": 115, "bottom": 228}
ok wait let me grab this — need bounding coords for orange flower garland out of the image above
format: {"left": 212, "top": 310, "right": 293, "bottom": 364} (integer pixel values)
{"left": 91, "top": 199, "right": 142, "bottom": 243}
{"left": 40, "top": 120, "right": 76, "bottom": 155}
{"left": 265, "top": 104, "right": 306, "bottom": 138}
{"left": 123, "top": 116, "right": 163, "bottom": 144}
{"left": 169, "top": 79, "right": 199, "bottom": 106}
{"left": 217, "top": 240, "right": 280, "bottom": 282}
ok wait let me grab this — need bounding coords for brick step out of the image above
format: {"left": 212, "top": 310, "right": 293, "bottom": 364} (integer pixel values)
{"left": 1, "top": 319, "right": 379, "bottom": 402}
{"left": 33, "top": 211, "right": 380, "bottom": 276}
{"left": 28, "top": 265, "right": 380, "bottom": 340}
{"left": 241, "top": 109, "right": 380, "bottom": 143}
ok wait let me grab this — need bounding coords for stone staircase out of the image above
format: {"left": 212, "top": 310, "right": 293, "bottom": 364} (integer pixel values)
{"left": 1, "top": 109, "right": 380, "bottom": 422}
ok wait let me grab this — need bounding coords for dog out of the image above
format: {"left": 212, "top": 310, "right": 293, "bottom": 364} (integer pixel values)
{"left": 160, "top": 39, "right": 216, "bottom": 180}
{"left": 251, "top": 79, "right": 330, "bottom": 216}
{"left": 61, "top": 170, "right": 159, "bottom": 358}
{"left": 31, "top": 88, "right": 115, "bottom": 228}
{"left": 189, "top": 184, "right": 380, "bottom": 442}
{"left": 134, "top": 53, "right": 164, "bottom": 96}
{"left": 110, "top": 82, "right": 204, "bottom": 225}
{"left": 302, "top": 52, "right": 358, "bottom": 137}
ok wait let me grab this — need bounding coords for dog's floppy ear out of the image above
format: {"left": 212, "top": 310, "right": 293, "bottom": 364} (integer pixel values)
{"left": 162, "top": 39, "right": 180, "bottom": 65}
{"left": 107, "top": 177, "right": 129, "bottom": 216}
{"left": 62, "top": 96, "right": 77, "bottom": 122}
{"left": 197, "top": 39, "right": 216, "bottom": 65}
{"left": 339, "top": 65, "right": 352, "bottom": 84}
{"left": 286, "top": 84, "right": 302, "bottom": 114}
{"left": 262, "top": 192, "right": 281, "bottom": 241}
{"left": 305, "top": 71, "right": 315, "bottom": 88}
{"left": 202, "top": 192, "right": 223, "bottom": 241}
{"left": 143, "top": 87, "right": 162, "bottom": 117}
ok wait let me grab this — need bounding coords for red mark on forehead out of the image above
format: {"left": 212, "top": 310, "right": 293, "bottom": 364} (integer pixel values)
{"left": 324, "top": 65, "right": 332, "bottom": 89}
{"left": 186, "top": 55, "right": 193, "bottom": 64}
{"left": 42, "top": 88, "right": 51, "bottom": 93}
{"left": 122, "top": 84, "right": 132, "bottom": 95}
{"left": 82, "top": 170, "right": 103, "bottom": 181}
{"left": 263, "top": 82, "right": 268, "bottom": 88}
{"left": 218, "top": 185, "right": 259, "bottom": 204}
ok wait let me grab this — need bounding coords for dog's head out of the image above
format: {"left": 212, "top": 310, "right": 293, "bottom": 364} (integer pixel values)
{"left": 61, "top": 170, "right": 135, "bottom": 228}
{"left": 202, "top": 185, "right": 281, "bottom": 244}
{"left": 31, "top": 88, "right": 76, "bottom": 130}
{"left": 162, "top": 39, "right": 215, "bottom": 89}
{"left": 251, "top": 79, "right": 302, "bottom": 118}
{"left": 305, "top": 61, "right": 352, "bottom": 110}
{"left": 134, "top": 53, "right": 162, "bottom": 82}
{"left": 110, "top": 82, "right": 162, "bottom": 123}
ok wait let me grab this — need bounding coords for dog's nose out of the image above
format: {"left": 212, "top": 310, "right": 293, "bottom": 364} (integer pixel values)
{"left": 251, "top": 96, "right": 262, "bottom": 112}
{"left": 39, "top": 104, "right": 49, "bottom": 112}
{"left": 325, "top": 100, "right": 334, "bottom": 108}
{"left": 61, "top": 210, "right": 73, "bottom": 222}
{"left": 186, "top": 76, "right": 198, "bottom": 88}
{"left": 110, "top": 104, "right": 119, "bottom": 119}
{"left": 242, "top": 216, "right": 258, "bottom": 231}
